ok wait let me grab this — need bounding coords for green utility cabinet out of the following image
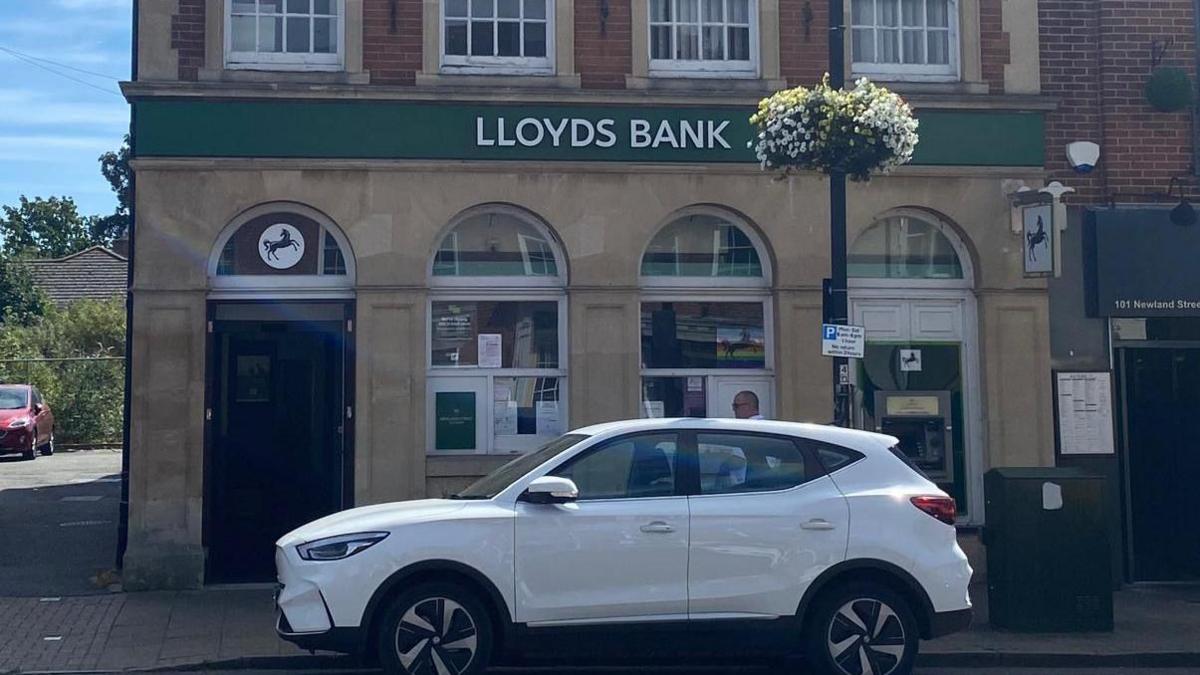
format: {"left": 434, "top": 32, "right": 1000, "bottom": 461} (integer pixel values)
{"left": 983, "top": 468, "right": 1113, "bottom": 632}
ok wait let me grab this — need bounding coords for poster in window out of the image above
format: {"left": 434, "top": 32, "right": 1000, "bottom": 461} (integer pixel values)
{"left": 235, "top": 355, "right": 271, "bottom": 403}
{"left": 536, "top": 400, "right": 563, "bottom": 435}
{"left": 716, "top": 326, "right": 766, "bottom": 364}
{"left": 1022, "top": 204, "right": 1054, "bottom": 275}
{"left": 478, "top": 333, "right": 502, "bottom": 368}
{"left": 435, "top": 392, "right": 476, "bottom": 451}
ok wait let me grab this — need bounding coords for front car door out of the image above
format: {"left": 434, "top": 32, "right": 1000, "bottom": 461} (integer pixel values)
{"left": 687, "top": 431, "right": 850, "bottom": 618}
{"left": 514, "top": 432, "right": 689, "bottom": 624}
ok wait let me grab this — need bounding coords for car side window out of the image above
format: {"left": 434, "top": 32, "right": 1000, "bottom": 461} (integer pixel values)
{"left": 550, "top": 433, "right": 679, "bottom": 500}
{"left": 31, "top": 389, "right": 42, "bottom": 406}
{"left": 811, "top": 442, "right": 865, "bottom": 474}
{"left": 697, "top": 433, "right": 813, "bottom": 495}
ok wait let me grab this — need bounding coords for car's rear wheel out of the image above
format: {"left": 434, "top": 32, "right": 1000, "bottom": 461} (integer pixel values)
{"left": 39, "top": 430, "right": 54, "bottom": 456}
{"left": 804, "top": 582, "right": 919, "bottom": 675}
{"left": 378, "top": 582, "right": 493, "bottom": 675}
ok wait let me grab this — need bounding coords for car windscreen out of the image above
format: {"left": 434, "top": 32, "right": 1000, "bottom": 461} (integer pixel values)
{"left": 0, "top": 387, "right": 27, "bottom": 410}
{"left": 450, "top": 434, "right": 590, "bottom": 499}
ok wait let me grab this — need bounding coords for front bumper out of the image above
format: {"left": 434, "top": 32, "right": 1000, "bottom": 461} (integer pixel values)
{"left": 928, "top": 607, "right": 973, "bottom": 638}
{"left": 275, "top": 604, "right": 363, "bottom": 655}
{"left": 0, "top": 429, "right": 30, "bottom": 452}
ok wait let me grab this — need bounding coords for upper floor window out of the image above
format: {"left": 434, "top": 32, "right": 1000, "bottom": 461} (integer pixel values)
{"left": 649, "top": 0, "right": 758, "bottom": 77}
{"left": 227, "top": 0, "right": 344, "bottom": 70}
{"left": 443, "top": 0, "right": 553, "bottom": 74}
{"left": 851, "top": 0, "right": 958, "bottom": 81}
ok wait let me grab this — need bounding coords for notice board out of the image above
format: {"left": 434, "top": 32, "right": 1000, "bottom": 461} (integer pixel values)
{"left": 1054, "top": 371, "right": 1116, "bottom": 456}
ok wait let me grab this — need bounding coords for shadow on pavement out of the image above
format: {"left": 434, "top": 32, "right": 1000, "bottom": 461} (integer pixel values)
{"left": 0, "top": 469, "right": 121, "bottom": 596}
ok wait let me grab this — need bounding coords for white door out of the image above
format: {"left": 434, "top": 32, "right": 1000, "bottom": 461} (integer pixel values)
{"left": 710, "top": 377, "right": 774, "bottom": 419}
{"left": 514, "top": 432, "right": 689, "bottom": 624}
{"left": 688, "top": 431, "right": 850, "bottom": 618}
{"left": 428, "top": 377, "right": 488, "bottom": 453}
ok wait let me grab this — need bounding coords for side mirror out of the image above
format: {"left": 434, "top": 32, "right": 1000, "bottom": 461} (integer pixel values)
{"left": 31, "top": 404, "right": 41, "bottom": 415}
{"left": 520, "top": 476, "right": 579, "bottom": 505}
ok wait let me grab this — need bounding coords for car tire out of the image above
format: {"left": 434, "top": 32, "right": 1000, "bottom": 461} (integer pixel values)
{"left": 22, "top": 431, "right": 36, "bottom": 461}
{"left": 377, "top": 582, "right": 493, "bottom": 675}
{"left": 39, "top": 430, "right": 54, "bottom": 456}
{"left": 804, "top": 582, "right": 919, "bottom": 675}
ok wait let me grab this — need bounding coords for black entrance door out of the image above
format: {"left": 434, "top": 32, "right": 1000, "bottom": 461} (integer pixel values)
{"left": 207, "top": 303, "right": 350, "bottom": 583}
{"left": 1120, "top": 347, "right": 1200, "bottom": 581}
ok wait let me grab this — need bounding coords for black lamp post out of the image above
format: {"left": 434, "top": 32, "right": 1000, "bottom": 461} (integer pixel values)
{"left": 828, "top": 0, "right": 851, "bottom": 427}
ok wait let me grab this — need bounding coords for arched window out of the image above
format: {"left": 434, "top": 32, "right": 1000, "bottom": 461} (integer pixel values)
{"left": 427, "top": 205, "right": 568, "bottom": 456}
{"left": 208, "top": 203, "right": 355, "bottom": 296}
{"left": 640, "top": 212, "right": 768, "bottom": 285}
{"left": 431, "top": 208, "right": 563, "bottom": 283}
{"left": 639, "top": 207, "right": 774, "bottom": 420}
{"left": 849, "top": 214, "right": 966, "bottom": 282}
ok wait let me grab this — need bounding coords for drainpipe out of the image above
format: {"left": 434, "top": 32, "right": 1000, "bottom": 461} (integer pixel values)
{"left": 116, "top": 0, "right": 138, "bottom": 571}
{"left": 1194, "top": 0, "right": 1199, "bottom": 176}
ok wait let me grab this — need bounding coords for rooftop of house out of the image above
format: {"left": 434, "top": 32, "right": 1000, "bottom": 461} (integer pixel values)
{"left": 23, "top": 246, "right": 128, "bottom": 306}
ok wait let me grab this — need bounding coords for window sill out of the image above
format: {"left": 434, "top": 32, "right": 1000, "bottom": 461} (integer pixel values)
{"left": 200, "top": 68, "right": 369, "bottom": 85}
{"left": 626, "top": 75, "right": 787, "bottom": 94}
{"left": 417, "top": 72, "right": 581, "bottom": 89}
{"left": 851, "top": 77, "right": 990, "bottom": 96}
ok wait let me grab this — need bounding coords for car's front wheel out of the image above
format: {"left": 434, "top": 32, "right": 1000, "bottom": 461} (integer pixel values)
{"left": 39, "top": 430, "right": 54, "bottom": 456}
{"left": 378, "top": 582, "right": 493, "bottom": 675}
{"left": 22, "top": 430, "right": 36, "bottom": 461}
{"left": 805, "top": 582, "right": 919, "bottom": 675}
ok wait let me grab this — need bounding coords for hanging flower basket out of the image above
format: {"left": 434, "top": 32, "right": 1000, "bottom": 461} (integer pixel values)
{"left": 750, "top": 75, "right": 920, "bottom": 182}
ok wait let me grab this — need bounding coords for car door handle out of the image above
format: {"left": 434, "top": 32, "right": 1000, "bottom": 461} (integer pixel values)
{"left": 640, "top": 521, "right": 675, "bottom": 534}
{"left": 801, "top": 519, "right": 837, "bottom": 531}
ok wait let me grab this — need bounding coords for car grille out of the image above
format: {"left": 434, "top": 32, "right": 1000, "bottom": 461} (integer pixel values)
{"left": 0, "top": 430, "right": 6, "bottom": 439}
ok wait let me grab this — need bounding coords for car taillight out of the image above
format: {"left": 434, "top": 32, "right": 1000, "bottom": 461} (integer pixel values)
{"left": 911, "top": 496, "right": 957, "bottom": 526}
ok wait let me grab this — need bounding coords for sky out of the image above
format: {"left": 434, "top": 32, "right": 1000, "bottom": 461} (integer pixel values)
{"left": 0, "top": 0, "right": 132, "bottom": 219}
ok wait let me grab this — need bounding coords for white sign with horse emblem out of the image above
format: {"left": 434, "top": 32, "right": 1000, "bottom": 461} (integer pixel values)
{"left": 900, "top": 349, "right": 922, "bottom": 372}
{"left": 259, "top": 223, "right": 305, "bottom": 270}
{"left": 1022, "top": 204, "right": 1053, "bottom": 275}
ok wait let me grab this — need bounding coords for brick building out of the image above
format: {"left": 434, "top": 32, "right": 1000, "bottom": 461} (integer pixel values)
{"left": 1042, "top": 1, "right": 1200, "bottom": 582}
{"left": 123, "top": 0, "right": 1053, "bottom": 588}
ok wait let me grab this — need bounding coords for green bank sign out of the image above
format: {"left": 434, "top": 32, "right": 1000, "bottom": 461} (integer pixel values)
{"left": 134, "top": 100, "right": 1044, "bottom": 167}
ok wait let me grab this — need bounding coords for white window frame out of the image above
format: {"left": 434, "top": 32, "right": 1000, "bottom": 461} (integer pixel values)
{"left": 426, "top": 293, "right": 569, "bottom": 456}
{"left": 638, "top": 293, "right": 775, "bottom": 418}
{"left": 850, "top": 0, "right": 959, "bottom": 82}
{"left": 429, "top": 205, "right": 567, "bottom": 290}
{"left": 640, "top": 208, "right": 773, "bottom": 290}
{"left": 648, "top": 0, "right": 760, "bottom": 78}
{"left": 848, "top": 210, "right": 974, "bottom": 291}
{"left": 440, "top": 0, "right": 556, "bottom": 75}
{"left": 225, "top": 0, "right": 346, "bottom": 71}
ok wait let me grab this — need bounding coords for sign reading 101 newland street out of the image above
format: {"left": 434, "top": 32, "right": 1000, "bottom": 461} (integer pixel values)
{"left": 1088, "top": 209, "right": 1200, "bottom": 317}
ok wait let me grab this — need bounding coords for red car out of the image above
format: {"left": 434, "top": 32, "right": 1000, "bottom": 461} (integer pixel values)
{"left": 0, "top": 384, "right": 55, "bottom": 460}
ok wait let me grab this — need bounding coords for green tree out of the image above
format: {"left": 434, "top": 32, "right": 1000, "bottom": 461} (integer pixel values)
{"left": 0, "top": 297, "right": 126, "bottom": 444}
{"left": 0, "top": 196, "right": 93, "bottom": 258}
{"left": 94, "top": 135, "right": 132, "bottom": 245}
{"left": 0, "top": 258, "right": 49, "bottom": 325}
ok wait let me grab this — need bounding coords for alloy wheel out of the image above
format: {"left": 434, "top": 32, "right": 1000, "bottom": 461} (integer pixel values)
{"left": 826, "top": 597, "right": 908, "bottom": 675}
{"left": 393, "top": 596, "right": 479, "bottom": 675}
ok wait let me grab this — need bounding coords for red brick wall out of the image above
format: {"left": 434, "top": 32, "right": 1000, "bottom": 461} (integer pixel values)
{"left": 780, "top": 0, "right": 828, "bottom": 86}
{"left": 171, "top": 0, "right": 205, "bottom": 81}
{"left": 363, "top": 0, "right": 423, "bottom": 85}
{"left": 576, "top": 0, "right": 632, "bottom": 89}
{"left": 1042, "top": 0, "right": 1197, "bottom": 203}
{"left": 979, "top": 0, "right": 1009, "bottom": 93}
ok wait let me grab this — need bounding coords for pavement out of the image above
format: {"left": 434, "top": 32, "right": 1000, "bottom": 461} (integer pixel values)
{"left": 0, "top": 448, "right": 122, "bottom": 596}
{"left": 4, "top": 451, "right": 1200, "bottom": 674}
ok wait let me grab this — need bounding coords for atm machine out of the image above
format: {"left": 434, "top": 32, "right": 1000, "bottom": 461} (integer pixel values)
{"left": 873, "top": 390, "right": 954, "bottom": 483}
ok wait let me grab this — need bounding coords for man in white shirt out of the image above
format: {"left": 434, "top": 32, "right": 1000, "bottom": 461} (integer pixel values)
{"left": 732, "top": 390, "right": 764, "bottom": 420}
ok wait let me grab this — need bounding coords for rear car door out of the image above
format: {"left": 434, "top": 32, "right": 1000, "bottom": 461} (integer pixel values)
{"left": 514, "top": 432, "right": 689, "bottom": 624}
{"left": 687, "top": 432, "right": 850, "bottom": 618}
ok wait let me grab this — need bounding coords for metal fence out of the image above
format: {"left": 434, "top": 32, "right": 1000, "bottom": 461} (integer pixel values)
{"left": 0, "top": 356, "right": 125, "bottom": 447}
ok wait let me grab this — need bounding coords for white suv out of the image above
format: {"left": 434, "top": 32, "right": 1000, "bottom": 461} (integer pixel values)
{"left": 275, "top": 418, "right": 972, "bottom": 675}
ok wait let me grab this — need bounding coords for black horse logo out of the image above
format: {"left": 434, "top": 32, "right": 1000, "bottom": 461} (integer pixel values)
{"left": 1026, "top": 215, "right": 1047, "bottom": 262}
{"left": 902, "top": 351, "right": 920, "bottom": 368}
{"left": 263, "top": 227, "right": 301, "bottom": 262}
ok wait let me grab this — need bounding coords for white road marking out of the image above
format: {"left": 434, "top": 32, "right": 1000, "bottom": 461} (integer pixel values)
{"left": 58, "top": 520, "right": 112, "bottom": 527}
{"left": 61, "top": 495, "right": 104, "bottom": 502}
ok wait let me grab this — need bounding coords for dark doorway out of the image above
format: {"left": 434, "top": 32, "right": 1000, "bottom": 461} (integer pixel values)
{"left": 1118, "top": 346, "right": 1200, "bottom": 581}
{"left": 206, "top": 302, "right": 352, "bottom": 583}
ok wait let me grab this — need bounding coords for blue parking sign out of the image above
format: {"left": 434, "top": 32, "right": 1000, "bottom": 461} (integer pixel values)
{"left": 823, "top": 325, "right": 839, "bottom": 340}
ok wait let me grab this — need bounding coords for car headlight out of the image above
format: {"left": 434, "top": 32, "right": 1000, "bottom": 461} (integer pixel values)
{"left": 296, "top": 532, "right": 388, "bottom": 561}
{"left": 7, "top": 417, "right": 30, "bottom": 429}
